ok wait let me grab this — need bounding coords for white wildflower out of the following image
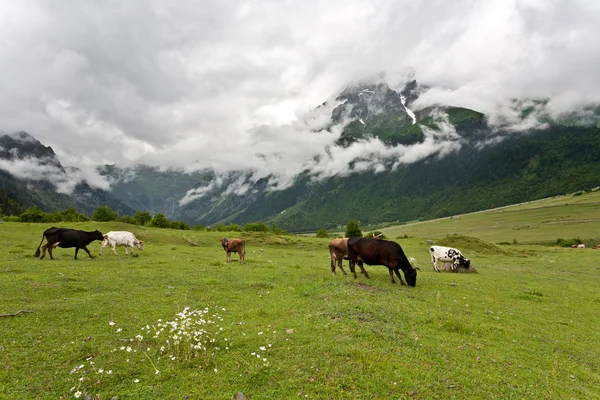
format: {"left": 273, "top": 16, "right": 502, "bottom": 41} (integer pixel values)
{"left": 109, "top": 321, "right": 115, "bottom": 326}
{"left": 74, "top": 391, "right": 82, "bottom": 398}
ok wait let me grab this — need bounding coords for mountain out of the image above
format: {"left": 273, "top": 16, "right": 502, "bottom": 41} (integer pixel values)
{"left": 4, "top": 79, "right": 600, "bottom": 230}
{"left": 0, "top": 131, "right": 134, "bottom": 216}
{"left": 167, "top": 80, "right": 600, "bottom": 231}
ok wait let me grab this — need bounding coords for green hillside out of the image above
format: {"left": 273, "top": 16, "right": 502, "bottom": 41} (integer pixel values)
{"left": 1, "top": 197, "right": 599, "bottom": 398}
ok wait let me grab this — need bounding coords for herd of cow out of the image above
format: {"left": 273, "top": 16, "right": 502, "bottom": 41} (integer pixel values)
{"left": 33, "top": 227, "right": 473, "bottom": 288}
{"left": 34, "top": 227, "right": 144, "bottom": 260}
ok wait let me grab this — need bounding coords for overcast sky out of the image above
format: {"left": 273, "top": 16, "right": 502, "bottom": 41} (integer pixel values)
{"left": 1, "top": 0, "right": 599, "bottom": 191}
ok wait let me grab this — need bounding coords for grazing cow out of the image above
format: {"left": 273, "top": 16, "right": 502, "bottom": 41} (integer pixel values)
{"left": 100, "top": 231, "right": 144, "bottom": 256}
{"left": 328, "top": 238, "right": 349, "bottom": 275}
{"left": 221, "top": 238, "right": 246, "bottom": 264}
{"left": 595, "top": 244, "right": 600, "bottom": 249}
{"left": 577, "top": 244, "right": 585, "bottom": 249}
{"left": 346, "top": 237, "right": 418, "bottom": 286}
{"left": 429, "top": 245, "right": 471, "bottom": 272}
{"left": 34, "top": 227, "right": 104, "bottom": 260}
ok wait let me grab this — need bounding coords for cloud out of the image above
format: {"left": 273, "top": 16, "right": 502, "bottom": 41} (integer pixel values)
{"left": 0, "top": 0, "right": 598, "bottom": 190}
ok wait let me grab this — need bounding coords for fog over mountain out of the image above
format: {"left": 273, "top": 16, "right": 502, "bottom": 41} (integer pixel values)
{"left": 1, "top": 0, "right": 599, "bottom": 194}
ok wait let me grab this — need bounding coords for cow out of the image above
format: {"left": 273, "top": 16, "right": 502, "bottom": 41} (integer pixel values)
{"left": 595, "top": 244, "right": 600, "bottom": 249}
{"left": 221, "top": 238, "right": 246, "bottom": 264}
{"left": 34, "top": 227, "right": 104, "bottom": 260}
{"left": 100, "top": 231, "right": 144, "bottom": 256}
{"left": 429, "top": 245, "right": 471, "bottom": 272}
{"left": 328, "top": 238, "right": 349, "bottom": 275}
{"left": 346, "top": 237, "right": 418, "bottom": 286}
{"left": 576, "top": 244, "right": 585, "bottom": 249}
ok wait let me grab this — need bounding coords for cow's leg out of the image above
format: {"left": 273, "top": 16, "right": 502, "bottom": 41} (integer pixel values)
{"left": 432, "top": 257, "right": 440, "bottom": 272}
{"left": 348, "top": 259, "right": 358, "bottom": 279}
{"left": 394, "top": 269, "right": 407, "bottom": 286}
{"left": 99, "top": 240, "right": 107, "bottom": 255}
{"left": 357, "top": 261, "right": 370, "bottom": 279}
{"left": 337, "top": 259, "right": 348, "bottom": 275}
{"left": 125, "top": 245, "right": 130, "bottom": 255}
{"left": 226, "top": 251, "right": 230, "bottom": 263}
{"left": 74, "top": 247, "right": 80, "bottom": 260}
{"left": 330, "top": 256, "right": 336, "bottom": 274}
{"left": 388, "top": 268, "right": 396, "bottom": 283}
{"left": 111, "top": 244, "right": 119, "bottom": 256}
{"left": 82, "top": 246, "right": 94, "bottom": 259}
{"left": 40, "top": 244, "right": 49, "bottom": 260}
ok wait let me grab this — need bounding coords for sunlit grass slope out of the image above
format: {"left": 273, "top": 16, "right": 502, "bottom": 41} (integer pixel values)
{"left": 0, "top": 216, "right": 599, "bottom": 399}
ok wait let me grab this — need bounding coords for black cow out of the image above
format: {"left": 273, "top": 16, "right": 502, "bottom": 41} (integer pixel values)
{"left": 347, "top": 237, "right": 418, "bottom": 286}
{"left": 34, "top": 227, "right": 104, "bottom": 260}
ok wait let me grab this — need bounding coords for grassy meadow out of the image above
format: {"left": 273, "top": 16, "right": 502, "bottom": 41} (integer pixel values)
{"left": 1, "top": 195, "right": 600, "bottom": 399}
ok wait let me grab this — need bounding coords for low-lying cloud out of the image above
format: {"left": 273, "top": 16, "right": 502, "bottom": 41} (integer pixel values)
{"left": 1, "top": 0, "right": 599, "bottom": 196}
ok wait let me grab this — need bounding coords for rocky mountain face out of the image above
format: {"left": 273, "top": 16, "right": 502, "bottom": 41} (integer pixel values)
{"left": 3, "top": 80, "right": 600, "bottom": 230}
{"left": 0, "top": 132, "right": 134, "bottom": 216}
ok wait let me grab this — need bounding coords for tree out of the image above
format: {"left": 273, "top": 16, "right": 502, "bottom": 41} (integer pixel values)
{"left": 150, "top": 213, "right": 170, "bottom": 228}
{"left": 134, "top": 211, "right": 152, "bottom": 226}
{"left": 92, "top": 206, "right": 118, "bottom": 222}
{"left": 244, "top": 222, "right": 269, "bottom": 232}
{"left": 315, "top": 228, "right": 329, "bottom": 238}
{"left": 345, "top": 220, "right": 362, "bottom": 238}
{"left": 19, "top": 206, "right": 46, "bottom": 223}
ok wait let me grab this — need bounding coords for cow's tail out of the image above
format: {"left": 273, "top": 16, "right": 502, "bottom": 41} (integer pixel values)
{"left": 34, "top": 233, "right": 46, "bottom": 257}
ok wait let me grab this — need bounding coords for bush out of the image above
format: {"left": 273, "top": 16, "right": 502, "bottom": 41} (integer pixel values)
{"left": 133, "top": 211, "right": 152, "bottom": 226}
{"left": 169, "top": 220, "right": 191, "bottom": 230}
{"left": 92, "top": 206, "right": 119, "bottom": 222}
{"left": 119, "top": 215, "right": 136, "bottom": 224}
{"left": 315, "top": 228, "right": 329, "bottom": 238}
{"left": 150, "top": 213, "right": 170, "bottom": 228}
{"left": 244, "top": 222, "right": 269, "bottom": 232}
{"left": 19, "top": 207, "right": 47, "bottom": 223}
{"left": 345, "top": 220, "right": 362, "bottom": 238}
{"left": 556, "top": 237, "right": 582, "bottom": 247}
{"left": 271, "top": 223, "right": 287, "bottom": 235}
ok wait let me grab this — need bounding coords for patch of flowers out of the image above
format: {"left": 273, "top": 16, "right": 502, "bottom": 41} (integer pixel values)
{"left": 65, "top": 306, "right": 274, "bottom": 399}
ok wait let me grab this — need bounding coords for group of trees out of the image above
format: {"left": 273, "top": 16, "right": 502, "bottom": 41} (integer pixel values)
{"left": 7, "top": 205, "right": 289, "bottom": 234}
{"left": 7, "top": 205, "right": 194, "bottom": 230}
{"left": 315, "top": 220, "right": 387, "bottom": 239}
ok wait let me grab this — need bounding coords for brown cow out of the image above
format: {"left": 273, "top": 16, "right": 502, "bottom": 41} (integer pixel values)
{"left": 328, "top": 238, "right": 349, "bottom": 275}
{"left": 221, "top": 238, "right": 246, "bottom": 264}
{"left": 596, "top": 244, "right": 600, "bottom": 249}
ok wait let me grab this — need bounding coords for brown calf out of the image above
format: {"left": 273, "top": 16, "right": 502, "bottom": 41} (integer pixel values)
{"left": 328, "top": 238, "right": 349, "bottom": 275}
{"left": 221, "top": 238, "right": 246, "bottom": 264}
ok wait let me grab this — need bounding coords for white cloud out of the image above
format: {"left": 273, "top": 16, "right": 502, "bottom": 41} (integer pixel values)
{"left": 0, "top": 0, "right": 598, "bottom": 189}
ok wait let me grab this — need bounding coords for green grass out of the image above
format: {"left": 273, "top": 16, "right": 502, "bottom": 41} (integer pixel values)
{"left": 382, "top": 190, "right": 600, "bottom": 245}
{"left": 1, "top": 217, "right": 600, "bottom": 399}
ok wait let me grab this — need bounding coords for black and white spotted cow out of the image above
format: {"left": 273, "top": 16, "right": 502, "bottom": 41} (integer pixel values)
{"left": 429, "top": 245, "right": 471, "bottom": 272}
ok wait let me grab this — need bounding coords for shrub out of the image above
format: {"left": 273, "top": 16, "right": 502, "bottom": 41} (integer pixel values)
{"left": 149, "top": 213, "right": 170, "bottom": 228}
{"left": 315, "top": 228, "right": 329, "bottom": 238}
{"left": 92, "top": 206, "right": 119, "bottom": 222}
{"left": 244, "top": 222, "right": 269, "bottom": 232}
{"left": 345, "top": 220, "right": 362, "bottom": 238}
{"left": 133, "top": 211, "right": 152, "bottom": 226}
{"left": 19, "top": 206, "right": 47, "bottom": 223}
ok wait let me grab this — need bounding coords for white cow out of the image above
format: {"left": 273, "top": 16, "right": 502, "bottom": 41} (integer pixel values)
{"left": 429, "top": 245, "right": 471, "bottom": 272}
{"left": 576, "top": 244, "right": 585, "bottom": 249}
{"left": 100, "top": 231, "right": 144, "bottom": 256}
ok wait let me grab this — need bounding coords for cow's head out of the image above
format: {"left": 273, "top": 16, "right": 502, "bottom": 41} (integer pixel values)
{"left": 220, "top": 238, "right": 228, "bottom": 249}
{"left": 92, "top": 230, "right": 104, "bottom": 241}
{"left": 462, "top": 257, "right": 471, "bottom": 268}
{"left": 404, "top": 268, "right": 418, "bottom": 287}
{"left": 135, "top": 240, "right": 144, "bottom": 251}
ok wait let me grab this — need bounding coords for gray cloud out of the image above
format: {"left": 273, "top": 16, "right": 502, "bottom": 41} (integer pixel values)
{"left": 1, "top": 0, "right": 598, "bottom": 191}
